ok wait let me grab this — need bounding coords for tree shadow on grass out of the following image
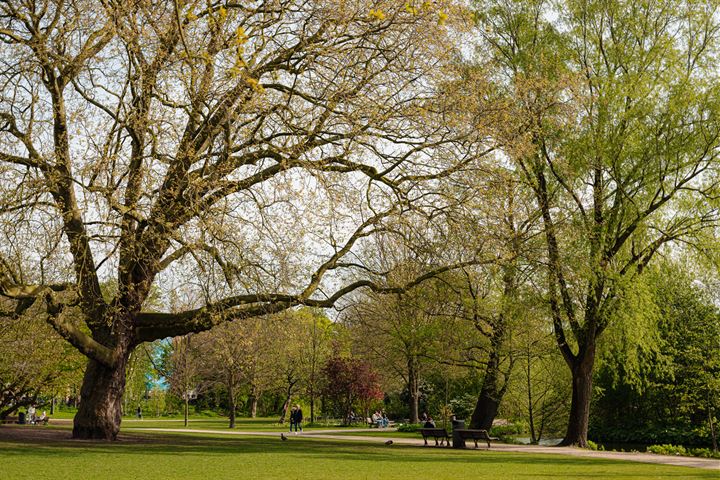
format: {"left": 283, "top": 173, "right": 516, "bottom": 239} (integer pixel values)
{"left": 0, "top": 429, "right": 712, "bottom": 479}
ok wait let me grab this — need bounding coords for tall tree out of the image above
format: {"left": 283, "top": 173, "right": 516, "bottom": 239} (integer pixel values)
{"left": 0, "top": 300, "right": 85, "bottom": 419}
{"left": 320, "top": 355, "right": 383, "bottom": 422}
{"left": 157, "top": 335, "right": 203, "bottom": 427}
{"left": 476, "top": 0, "right": 720, "bottom": 446}
{"left": 0, "top": 0, "right": 487, "bottom": 439}
{"left": 346, "top": 289, "right": 442, "bottom": 424}
{"left": 295, "top": 308, "right": 333, "bottom": 424}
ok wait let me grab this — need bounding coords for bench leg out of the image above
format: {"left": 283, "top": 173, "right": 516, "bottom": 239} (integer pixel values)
{"left": 423, "top": 437, "right": 428, "bottom": 446}
{"left": 434, "top": 438, "right": 439, "bottom": 446}
{"left": 473, "top": 438, "right": 479, "bottom": 449}
{"left": 486, "top": 439, "right": 490, "bottom": 449}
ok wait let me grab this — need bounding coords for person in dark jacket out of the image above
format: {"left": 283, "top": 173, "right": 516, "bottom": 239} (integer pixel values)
{"left": 290, "top": 404, "right": 303, "bottom": 433}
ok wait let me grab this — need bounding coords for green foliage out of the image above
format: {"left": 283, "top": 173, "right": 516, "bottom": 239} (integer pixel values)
{"left": 397, "top": 423, "right": 424, "bottom": 433}
{"left": 646, "top": 444, "right": 720, "bottom": 458}
{"left": 0, "top": 305, "right": 85, "bottom": 417}
{"left": 490, "top": 422, "right": 526, "bottom": 437}
{"left": 593, "top": 261, "right": 720, "bottom": 448}
{"left": 589, "top": 424, "right": 716, "bottom": 448}
{"left": 448, "top": 393, "right": 476, "bottom": 420}
{"left": 586, "top": 440, "right": 602, "bottom": 451}
{"left": 648, "top": 444, "right": 686, "bottom": 456}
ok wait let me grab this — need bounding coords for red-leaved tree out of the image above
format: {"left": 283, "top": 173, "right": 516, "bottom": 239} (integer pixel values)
{"left": 321, "top": 356, "right": 383, "bottom": 423}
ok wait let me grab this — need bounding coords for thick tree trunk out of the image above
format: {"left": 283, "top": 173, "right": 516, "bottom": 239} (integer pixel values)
{"left": 469, "top": 352, "right": 502, "bottom": 430}
{"left": 469, "top": 321, "right": 509, "bottom": 430}
{"left": 248, "top": 384, "right": 258, "bottom": 418}
{"left": 408, "top": 356, "right": 420, "bottom": 424}
{"left": 558, "top": 344, "right": 595, "bottom": 447}
{"left": 72, "top": 354, "right": 129, "bottom": 440}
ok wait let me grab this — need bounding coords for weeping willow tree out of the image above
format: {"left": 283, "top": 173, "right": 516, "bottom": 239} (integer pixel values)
{"left": 476, "top": 0, "right": 720, "bottom": 446}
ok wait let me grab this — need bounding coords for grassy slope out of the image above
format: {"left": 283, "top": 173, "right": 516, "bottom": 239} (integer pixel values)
{"left": 0, "top": 427, "right": 716, "bottom": 480}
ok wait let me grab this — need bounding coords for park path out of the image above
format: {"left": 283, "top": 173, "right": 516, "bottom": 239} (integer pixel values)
{"left": 126, "top": 427, "right": 720, "bottom": 471}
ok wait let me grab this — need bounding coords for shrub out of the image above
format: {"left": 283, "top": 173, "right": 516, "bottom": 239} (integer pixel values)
{"left": 688, "top": 448, "right": 720, "bottom": 459}
{"left": 448, "top": 394, "right": 476, "bottom": 420}
{"left": 397, "top": 423, "right": 423, "bottom": 433}
{"left": 648, "top": 444, "right": 686, "bottom": 456}
{"left": 490, "top": 422, "right": 526, "bottom": 437}
{"left": 648, "top": 444, "right": 720, "bottom": 459}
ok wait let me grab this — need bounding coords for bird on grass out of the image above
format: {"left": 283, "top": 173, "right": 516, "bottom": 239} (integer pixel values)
{"left": 281, "top": 433, "right": 287, "bottom": 441}
{"left": 384, "top": 440, "right": 393, "bottom": 446}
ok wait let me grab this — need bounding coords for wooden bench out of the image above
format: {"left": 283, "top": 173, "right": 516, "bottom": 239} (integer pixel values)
{"left": 420, "top": 428, "right": 450, "bottom": 446}
{"left": 454, "top": 429, "right": 497, "bottom": 449}
{"left": 0, "top": 416, "right": 19, "bottom": 424}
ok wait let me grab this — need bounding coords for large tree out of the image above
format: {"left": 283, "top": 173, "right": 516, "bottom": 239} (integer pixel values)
{"left": 477, "top": 0, "right": 720, "bottom": 446}
{"left": 0, "top": 0, "right": 488, "bottom": 439}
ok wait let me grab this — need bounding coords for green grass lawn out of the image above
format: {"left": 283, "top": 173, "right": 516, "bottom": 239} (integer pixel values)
{"left": 120, "top": 416, "right": 366, "bottom": 432}
{"left": 0, "top": 426, "right": 716, "bottom": 480}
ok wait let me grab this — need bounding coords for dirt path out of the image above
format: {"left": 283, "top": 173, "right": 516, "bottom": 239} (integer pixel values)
{"left": 124, "top": 427, "right": 720, "bottom": 471}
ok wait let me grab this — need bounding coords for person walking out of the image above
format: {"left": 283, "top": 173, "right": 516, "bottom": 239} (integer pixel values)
{"left": 295, "top": 405, "right": 303, "bottom": 432}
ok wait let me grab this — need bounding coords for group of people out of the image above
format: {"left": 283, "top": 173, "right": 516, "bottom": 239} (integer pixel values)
{"left": 24, "top": 405, "right": 48, "bottom": 425}
{"left": 371, "top": 410, "right": 389, "bottom": 428}
{"left": 421, "top": 411, "right": 436, "bottom": 428}
{"left": 289, "top": 404, "right": 303, "bottom": 433}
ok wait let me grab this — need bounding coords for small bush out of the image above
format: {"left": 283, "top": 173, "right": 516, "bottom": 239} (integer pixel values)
{"left": 586, "top": 440, "right": 604, "bottom": 451}
{"left": 490, "top": 423, "right": 525, "bottom": 437}
{"left": 648, "top": 444, "right": 720, "bottom": 459}
{"left": 397, "top": 423, "right": 423, "bottom": 433}
{"left": 648, "top": 444, "right": 687, "bottom": 456}
{"left": 688, "top": 448, "right": 720, "bottom": 459}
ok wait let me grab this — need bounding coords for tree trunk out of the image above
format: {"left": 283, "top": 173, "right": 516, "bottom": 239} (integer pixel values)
{"left": 248, "top": 385, "right": 258, "bottom": 418}
{"left": 279, "top": 398, "right": 290, "bottom": 424}
{"left": 228, "top": 382, "right": 236, "bottom": 428}
{"left": 408, "top": 356, "right": 420, "bottom": 424}
{"left": 469, "top": 357, "right": 502, "bottom": 430}
{"left": 469, "top": 323, "right": 508, "bottom": 430}
{"left": 309, "top": 393, "right": 315, "bottom": 424}
{"left": 526, "top": 349, "right": 537, "bottom": 444}
{"left": 278, "top": 379, "right": 296, "bottom": 424}
{"left": 708, "top": 408, "right": 717, "bottom": 453}
{"left": 558, "top": 344, "right": 595, "bottom": 447}
{"left": 184, "top": 394, "right": 189, "bottom": 427}
{"left": 72, "top": 354, "right": 129, "bottom": 440}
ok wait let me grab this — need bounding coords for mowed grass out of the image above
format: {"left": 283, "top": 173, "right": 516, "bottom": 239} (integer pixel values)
{"left": 0, "top": 426, "right": 716, "bottom": 480}
{"left": 120, "top": 415, "right": 365, "bottom": 431}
